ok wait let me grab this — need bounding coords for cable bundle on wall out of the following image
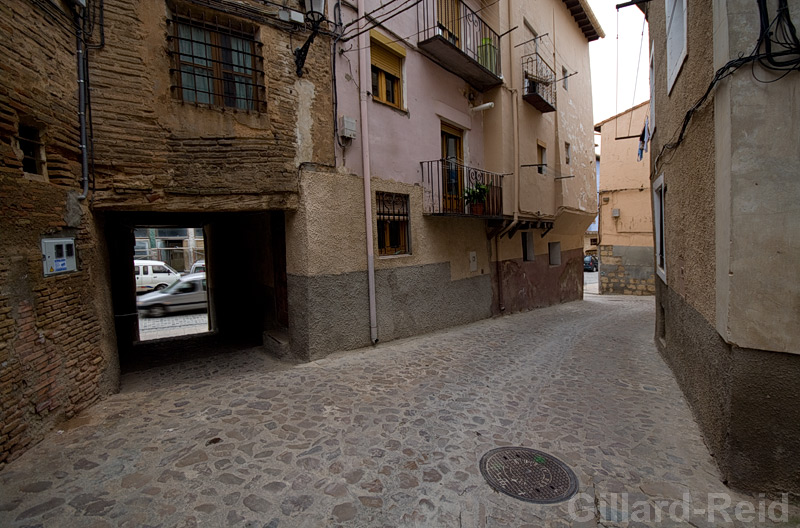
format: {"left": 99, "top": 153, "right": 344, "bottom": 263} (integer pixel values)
{"left": 654, "top": 0, "right": 800, "bottom": 174}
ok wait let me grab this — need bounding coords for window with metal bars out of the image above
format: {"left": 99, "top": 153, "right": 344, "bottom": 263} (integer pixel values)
{"left": 16, "top": 124, "right": 47, "bottom": 180}
{"left": 169, "top": 8, "right": 265, "bottom": 111}
{"left": 376, "top": 192, "right": 410, "bottom": 256}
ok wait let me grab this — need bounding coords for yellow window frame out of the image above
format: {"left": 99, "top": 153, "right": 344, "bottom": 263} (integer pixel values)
{"left": 370, "top": 32, "right": 404, "bottom": 110}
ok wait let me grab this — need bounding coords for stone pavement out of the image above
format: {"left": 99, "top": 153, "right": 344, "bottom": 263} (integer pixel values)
{"left": 1, "top": 296, "right": 797, "bottom": 527}
{"left": 138, "top": 312, "right": 210, "bottom": 341}
{"left": 583, "top": 271, "right": 599, "bottom": 295}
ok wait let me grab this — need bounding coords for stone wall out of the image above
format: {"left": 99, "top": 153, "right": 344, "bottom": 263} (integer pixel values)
{"left": 0, "top": 1, "right": 121, "bottom": 469}
{"left": 598, "top": 245, "right": 655, "bottom": 295}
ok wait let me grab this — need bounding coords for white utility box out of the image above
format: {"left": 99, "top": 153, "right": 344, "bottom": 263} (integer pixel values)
{"left": 339, "top": 116, "right": 357, "bottom": 139}
{"left": 42, "top": 238, "right": 77, "bottom": 277}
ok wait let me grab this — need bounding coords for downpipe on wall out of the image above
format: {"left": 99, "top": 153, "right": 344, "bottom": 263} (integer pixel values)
{"left": 357, "top": 0, "right": 378, "bottom": 344}
{"left": 76, "top": 11, "right": 89, "bottom": 200}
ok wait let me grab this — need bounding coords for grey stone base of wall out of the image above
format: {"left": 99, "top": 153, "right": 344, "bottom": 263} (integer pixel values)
{"left": 287, "top": 262, "right": 492, "bottom": 361}
{"left": 656, "top": 281, "right": 800, "bottom": 494}
{"left": 599, "top": 245, "right": 655, "bottom": 295}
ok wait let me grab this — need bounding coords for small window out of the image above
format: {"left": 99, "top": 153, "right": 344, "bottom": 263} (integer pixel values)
{"left": 522, "top": 232, "right": 535, "bottom": 261}
{"left": 590, "top": 237, "right": 598, "bottom": 246}
{"left": 537, "top": 144, "right": 547, "bottom": 174}
{"left": 562, "top": 66, "right": 568, "bottom": 90}
{"left": 376, "top": 192, "right": 410, "bottom": 256}
{"left": 134, "top": 240, "right": 150, "bottom": 258}
{"left": 171, "top": 8, "right": 264, "bottom": 110}
{"left": 370, "top": 36, "right": 404, "bottom": 109}
{"left": 548, "top": 241, "right": 561, "bottom": 266}
{"left": 152, "top": 265, "right": 170, "bottom": 274}
{"left": 142, "top": 266, "right": 150, "bottom": 275}
{"left": 16, "top": 124, "right": 47, "bottom": 180}
{"left": 565, "top": 142, "right": 571, "bottom": 165}
{"left": 135, "top": 266, "right": 140, "bottom": 276}
{"left": 653, "top": 174, "right": 667, "bottom": 282}
{"left": 175, "top": 282, "right": 196, "bottom": 294}
{"left": 665, "top": 0, "right": 687, "bottom": 93}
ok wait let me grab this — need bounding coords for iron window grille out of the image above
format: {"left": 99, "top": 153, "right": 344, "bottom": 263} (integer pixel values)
{"left": 168, "top": 8, "right": 265, "bottom": 111}
{"left": 376, "top": 192, "right": 410, "bottom": 256}
{"left": 17, "top": 124, "right": 47, "bottom": 178}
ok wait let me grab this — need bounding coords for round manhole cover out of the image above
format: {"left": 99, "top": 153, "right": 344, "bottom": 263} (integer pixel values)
{"left": 479, "top": 447, "right": 578, "bottom": 504}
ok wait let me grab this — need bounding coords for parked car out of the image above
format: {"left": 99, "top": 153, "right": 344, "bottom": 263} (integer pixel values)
{"left": 583, "top": 255, "right": 598, "bottom": 272}
{"left": 190, "top": 259, "right": 205, "bottom": 274}
{"left": 137, "top": 272, "right": 207, "bottom": 317}
{"left": 134, "top": 259, "right": 180, "bottom": 293}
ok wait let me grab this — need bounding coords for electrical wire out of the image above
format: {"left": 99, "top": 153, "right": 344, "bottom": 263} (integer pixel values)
{"left": 626, "top": 15, "right": 647, "bottom": 138}
{"left": 341, "top": 0, "right": 411, "bottom": 31}
{"left": 340, "top": 0, "right": 501, "bottom": 50}
{"left": 340, "top": 0, "right": 424, "bottom": 41}
{"left": 653, "top": 0, "right": 799, "bottom": 174}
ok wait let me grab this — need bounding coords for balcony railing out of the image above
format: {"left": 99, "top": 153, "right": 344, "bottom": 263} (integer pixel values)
{"left": 418, "top": 0, "right": 502, "bottom": 91}
{"left": 522, "top": 52, "right": 556, "bottom": 113}
{"left": 421, "top": 159, "right": 503, "bottom": 218}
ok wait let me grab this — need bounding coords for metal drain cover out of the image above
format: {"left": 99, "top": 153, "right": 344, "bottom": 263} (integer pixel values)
{"left": 479, "top": 447, "right": 578, "bottom": 504}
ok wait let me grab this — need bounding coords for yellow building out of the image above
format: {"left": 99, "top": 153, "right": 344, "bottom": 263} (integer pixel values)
{"left": 594, "top": 102, "right": 654, "bottom": 295}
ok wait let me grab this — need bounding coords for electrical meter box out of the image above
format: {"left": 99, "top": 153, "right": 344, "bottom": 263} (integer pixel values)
{"left": 42, "top": 238, "right": 77, "bottom": 277}
{"left": 338, "top": 116, "right": 357, "bottom": 139}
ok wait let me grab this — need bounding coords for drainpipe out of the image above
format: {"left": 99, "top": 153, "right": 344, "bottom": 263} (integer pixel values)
{"left": 497, "top": 0, "right": 519, "bottom": 238}
{"left": 357, "top": 0, "right": 378, "bottom": 344}
{"left": 76, "top": 13, "right": 89, "bottom": 200}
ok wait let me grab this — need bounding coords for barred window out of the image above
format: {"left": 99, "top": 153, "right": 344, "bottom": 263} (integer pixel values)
{"left": 376, "top": 192, "right": 410, "bottom": 256}
{"left": 170, "top": 9, "right": 264, "bottom": 111}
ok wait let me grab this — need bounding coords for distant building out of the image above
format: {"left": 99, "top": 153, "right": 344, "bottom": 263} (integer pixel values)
{"left": 584, "top": 153, "right": 600, "bottom": 257}
{"left": 594, "top": 102, "right": 654, "bottom": 295}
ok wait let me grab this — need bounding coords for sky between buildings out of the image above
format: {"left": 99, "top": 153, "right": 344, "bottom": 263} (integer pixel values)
{"left": 588, "top": 0, "right": 650, "bottom": 127}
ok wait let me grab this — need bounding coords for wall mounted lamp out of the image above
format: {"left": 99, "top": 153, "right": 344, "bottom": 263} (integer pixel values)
{"left": 294, "top": 0, "right": 326, "bottom": 77}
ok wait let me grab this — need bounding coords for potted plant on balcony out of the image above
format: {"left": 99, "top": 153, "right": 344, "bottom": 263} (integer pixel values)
{"left": 465, "top": 183, "right": 490, "bottom": 215}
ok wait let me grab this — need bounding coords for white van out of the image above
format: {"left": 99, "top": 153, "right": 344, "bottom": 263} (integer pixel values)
{"left": 134, "top": 260, "right": 180, "bottom": 293}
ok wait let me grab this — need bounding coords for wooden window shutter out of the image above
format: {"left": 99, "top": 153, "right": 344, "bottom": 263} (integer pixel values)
{"left": 371, "top": 42, "right": 402, "bottom": 78}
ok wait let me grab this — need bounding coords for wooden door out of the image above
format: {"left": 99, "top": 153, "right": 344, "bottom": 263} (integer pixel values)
{"left": 441, "top": 124, "right": 463, "bottom": 214}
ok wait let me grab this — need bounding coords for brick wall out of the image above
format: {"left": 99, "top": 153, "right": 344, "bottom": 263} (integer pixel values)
{"left": 87, "top": 0, "right": 334, "bottom": 211}
{"left": 598, "top": 244, "right": 656, "bottom": 295}
{"left": 0, "top": 1, "right": 120, "bottom": 469}
{"left": 0, "top": 178, "right": 118, "bottom": 470}
{"left": 1, "top": 0, "right": 334, "bottom": 468}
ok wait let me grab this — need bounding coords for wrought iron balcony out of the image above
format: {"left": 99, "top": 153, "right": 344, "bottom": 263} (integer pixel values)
{"left": 421, "top": 159, "right": 504, "bottom": 218}
{"left": 522, "top": 52, "right": 556, "bottom": 113}
{"left": 418, "top": 0, "right": 502, "bottom": 92}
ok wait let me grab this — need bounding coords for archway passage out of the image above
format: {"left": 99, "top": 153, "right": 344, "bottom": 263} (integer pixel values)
{"left": 102, "top": 210, "right": 288, "bottom": 373}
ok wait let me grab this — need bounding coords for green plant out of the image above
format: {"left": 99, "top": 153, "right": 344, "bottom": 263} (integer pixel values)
{"left": 464, "top": 183, "right": 490, "bottom": 204}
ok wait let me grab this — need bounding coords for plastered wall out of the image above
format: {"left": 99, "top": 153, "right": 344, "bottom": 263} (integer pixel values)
{"left": 714, "top": 0, "right": 800, "bottom": 354}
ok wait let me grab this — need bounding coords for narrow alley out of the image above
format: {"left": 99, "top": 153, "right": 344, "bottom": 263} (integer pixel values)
{"left": 0, "top": 295, "right": 795, "bottom": 527}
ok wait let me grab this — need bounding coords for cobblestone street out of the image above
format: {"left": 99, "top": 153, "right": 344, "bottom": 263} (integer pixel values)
{"left": 0, "top": 295, "right": 796, "bottom": 527}
{"left": 138, "top": 312, "right": 210, "bottom": 341}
